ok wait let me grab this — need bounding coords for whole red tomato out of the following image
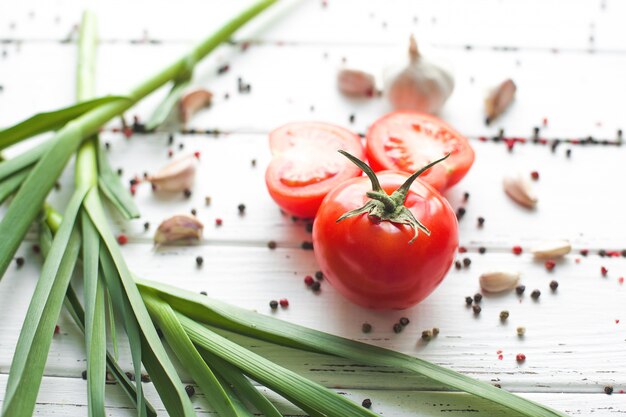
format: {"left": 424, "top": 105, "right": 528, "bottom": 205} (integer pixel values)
{"left": 312, "top": 152, "right": 458, "bottom": 310}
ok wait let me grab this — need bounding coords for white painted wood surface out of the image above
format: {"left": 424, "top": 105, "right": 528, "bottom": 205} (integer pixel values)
{"left": 1, "top": 0, "right": 625, "bottom": 415}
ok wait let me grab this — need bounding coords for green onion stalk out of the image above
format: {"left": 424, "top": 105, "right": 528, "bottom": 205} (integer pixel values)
{"left": 0, "top": 3, "right": 571, "bottom": 417}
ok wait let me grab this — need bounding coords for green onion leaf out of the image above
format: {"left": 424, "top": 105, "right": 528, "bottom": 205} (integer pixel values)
{"left": 0, "top": 96, "right": 129, "bottom": 150}
{"left": 0, "top": 139, "right": 50, "bottom": 182}
{"left": 0, "top": 168, "right": 30, "bottom": 204}
{"left": 144, "top": 80, "right": 190, "bottom": 131}
{"left": 97, "top": 143, "right": 140, "bottom": 219}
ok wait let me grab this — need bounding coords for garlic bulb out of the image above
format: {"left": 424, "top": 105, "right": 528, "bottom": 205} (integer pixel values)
{"left": 385, "top": 35, "right": 454, "bottom": 114}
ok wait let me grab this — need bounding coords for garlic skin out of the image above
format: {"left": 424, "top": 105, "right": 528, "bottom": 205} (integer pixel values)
{"left": 148, "top": 154, "right": 197, "bottom": 192}
{"left": 337, "top": 68, "right": 376, "bottom": 98}
{"left": 385, "top": 35, "right": 454, "bottom": 114}
{"left": 154, "top": 214, "right": 203, "bottom": 244}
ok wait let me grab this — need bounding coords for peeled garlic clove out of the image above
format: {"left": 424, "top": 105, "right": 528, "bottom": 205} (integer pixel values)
{"left": 337, "top": 68, "right": 376, "bottom": 97}
{"left": 503, "top": 175, "right": 537, "bottom": 208}
{"left": 148, "top": 154, "right": 196, "bottom": 192}
{"left": 385, "top": 35, "right": 454, "bottom": 114}
{"left": 154, "top": 214, "right": 203, "bottom": 244}
{"left": 479, "top": 271, "right": 520, "bottom": 293}
{"left": 531, "top": 240, "right": 571, "bottom": 258}
{"left": 179, "top": 88, "right": 213, "bottom": 124}
{"left": 485, "top": 79, "right": 516, "bottom": 125}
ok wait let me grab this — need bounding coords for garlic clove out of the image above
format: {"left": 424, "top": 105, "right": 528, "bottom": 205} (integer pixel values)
{"left": 485, "top": 79, "right": 517, "bottom": 125}
{"left": 154, "top": 214, "right": 203, "bottom": 244}
{"left": 479, "top": 271, "right": 520, "bottom": 293}
{"left": 179, "top": 88, "right": 213, "bottom": 124}
{"left": 337, "top": 68, "right": 376, "bottom": 98}
{"left": 503, "top": 175, "right": 537, "bottom": 208}
{"left": 148, "top": 154, "right": 197, "bottom": 192}
{"left": 531, "top": 240, "right": 571, "bottom": 258}
{"left": 385, "top": 35, "right": 454, "bottom": 114}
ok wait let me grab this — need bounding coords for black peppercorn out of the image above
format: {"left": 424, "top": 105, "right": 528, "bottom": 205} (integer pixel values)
{"left": 361, "top": 323, "right": 372, "bottom": 333}
{"left": 393, "top": 323, "right": 403, "bottom": 333}
{"left": 315, "top": 271, "right": 324, "bottom": 280}
{"left": 362, "top": 398, "right": 372, "bottom": 408}
{"left": 465, "top": 296, "right": 473, "bottom": 305}
{"left": 549, "top": 280, "right": 558, "bottom": 291}
{"left": 269, "top": 300, "right": 278, "bottom": 309}
{"left": 473, "top": 293, "right": 483, "bottom": 303}
{"left": 472, "top": 304, "right": 481, "bottom": 315}
{"left": 311, "top": 281, "right": 321, "bottom": 292}
{"left": 399, "top": 317, "right": 410, "bottom": 326}
{"left": 462, "top": 257, "right": 471, "bottom": 268}
{"left": 531, "top": 289, "right": 541, "bottom": 299}
{"left": 516, "top": 285, "right": 526, "bottom": 295}
{"left": 195, "top": 256, "right": 203, "bottom": 267}
{"left": 185, "top": 385, "right": 195, "bottom": 397}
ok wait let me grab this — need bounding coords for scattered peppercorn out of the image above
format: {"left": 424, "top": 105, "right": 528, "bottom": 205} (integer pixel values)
{"left": 456, "top": 207, "right": 466, "bottom": 219}
{"left": 183, "top": 188, "right": 192, "bottom": 198}
{"left": 399, "top": 317, "right": 410, "bottom": 326}
{"left": 191, "top": 208, "right": 197, "bottom": 216}
{"left": 516, "top": 353, "right": 526, "bottom": 363}
{"left": 421, "top": 329, "right": 433, "bottom": 340}
{"left": 477, "top": 217, "right": 485, "bottom": 227}
{"left": 311, "top": 281, "right": 321, "bottom": 292}
{"left": 622, "top": 249, "right": 626, "bottom": 257}
{"left": 117, "top": 234, "right": 128, "bottom": 245}
{"left": 580, "top": 249, "right": 589, "bottom": 256}
{"left": 565, "top": 148, "right": 571, "bottom": 158}
{"left": 393, "top": 323, "right": 403, "bottom": 333}
{"left": 315, "top": 270, "right": 324, "bottom": 280}
{"left": 517, "top": 326, "right": 526, "bottom": 336}
{"left": 349, "top": 114, "right": 355, "bottom": 124}
{"left": 530, "top": 171, "right": 539, "bottom": 180}
{"left": 604, "top": 385, "right": 614, "bottom": 395}
{"left": 494, "top": 383, "right": 502, "bottom": 389}
{"left": 267, "top": 240, "right": 277, "bottom": 249}
{"left": 301, "top": 241, "right": 314, "bottom": 250}
{"left": 500, "top": 310, "right": 509, "bottom": 321}
{"left": 168, "top": 134, "right": 174, "bottom": 145}
{"left": 432, "top": 327, "right": 440, "bottom": 336}
{"left": 362, "top": 323, "right": 372, "bottom": 333}
{"left": 362, "top": 398, "right": 372, "bottom": 408}
{"left": 200, "top": 291, "right": 207, "bottom": 296}
{"left": 205, "top": 196, "right": 212, "bottom": 206}
{"left": 269, "top": 300, "right": 278, "bottom": 310}
{"left": 143, "top": 222, "right": 150, "bottom": 231}
{"left": 455, "top": 260, "right": 462, "bottom": 270}
{"left": 32, "top": 244, "right": 40, "bottom": 254}
{"left": 251, "top": 159, "right": 257, "bottom": 167}
{"left": 462, "top": 257, "right": 471, "bottom": 268}
{"left": 305, "top": 222, "right": 313, "bottom": 233}
{"left": 140, "top": 373, "right": 151, "bottom": 383}
{"left": 279, "top": 298, "right": 289, "bottom": 308}
{"left": 512, "top": 245, "right": 522, "bottom": 255}
{"left": 237, "top": 203, "right": 246, "bottom": 215}
{"left": 15, "top": 257, "right": 24, "bottom": 268}
{"left": 549, "top": 280, "right": 559, "bottom": 291}
{"left": 473, "top": 293, "right": 483, "bottom": 303}
{"left": 304, "top": 275, "right": 314, "bottom": 286}
{"left": 195, "top": 256, "right": 203, "bottom": 267}
{"left": 82, "top": 370, "right": 87, "bottom": 380}
{"left": 545, "top": 259, "right": 556, "bottom": 271}
{"left": 185, "top": 385, "right": 195, "bottom": 397}
{"left": 125, "top": 371, "right": 135, "bottom": 381}
{"left": 463, "top": 192, "right": 470, "bottom": 202}
{"left": 472, "top": 304, "right": 482, "bottom": 315}
{"left": 601, "top": 266, "right": 608, "bottom": 276}
{"left": 478, "top": 247, "right": 486, "bottom": 254}
{"left": 215, "top": 218, "right": 223, "bottom": 226}
{"left": 516, "top": 285, "right": 526, "bottom": 295}
{"left": 599, "top": 249, "right": 607, "bottom": 257}
{"left": 531, "top": 289, "right": 541, "bottom": 300}
{"left": 217, "top": 64, "right": 230, "bottom": 74}
{"left": 465, "top": 296, "right": 473, "bottom": 305}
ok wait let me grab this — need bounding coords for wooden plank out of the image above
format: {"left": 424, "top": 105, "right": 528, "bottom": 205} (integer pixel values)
{"left": 0, "top": 0, "right": 623, "bottom": 52}
{"left": 0, "top": 374, "right": 623, "bottom": 416}
{"left": 1, "top": 243, "right": 624, "bottom": 392}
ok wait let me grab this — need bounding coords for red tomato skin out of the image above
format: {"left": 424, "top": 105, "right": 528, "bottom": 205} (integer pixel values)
{"left": 366, "top": 111, "right": 475, "bottom": 192}
{"left": 312, "top": 171, "right": 458, "bottom": 310}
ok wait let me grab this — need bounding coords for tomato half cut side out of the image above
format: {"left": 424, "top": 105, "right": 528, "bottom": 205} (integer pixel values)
{"left": 366, "top": 111, "right": 474, "bottom": 191}
{"left": 265, "top": 122, "right": 364, "bottom": 219}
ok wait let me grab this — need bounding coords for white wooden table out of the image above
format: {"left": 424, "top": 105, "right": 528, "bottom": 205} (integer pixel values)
{"left": 1, "top": 0, "right": 625, "bottom": 415}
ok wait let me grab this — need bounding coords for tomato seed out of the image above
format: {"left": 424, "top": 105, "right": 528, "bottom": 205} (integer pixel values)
{"left": 456, "top": 207, "right": 466, "bottom": 220}
{"left": 200, "top": 291, "right": 207, "bottom": 296}
{"left": 512, "top": 245, "right": 522, "bottom": 255}
{"left": 459, "top": 246, "right": 467, "bottom": 253}
{"left": 191, "top": 208, "right": 197, "bottom": 216}
{"left": 141, "top": 373, "right": 151, "bottom": 383}
{"left": 432, "top": 327, "right": 440, "bottom": 336}
{"left": 599, "top": 249, "right": 607, "bottom": 257}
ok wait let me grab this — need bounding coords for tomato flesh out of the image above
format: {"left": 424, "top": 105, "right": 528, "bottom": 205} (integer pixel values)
{"left": 367, "top": 112, "right": 474, "bottom": 191}
{"left": 265, "top": 122, "right": 364, "bottom": 218}
{"left": 312, "top": 171, "right": 458, "bottom": 310}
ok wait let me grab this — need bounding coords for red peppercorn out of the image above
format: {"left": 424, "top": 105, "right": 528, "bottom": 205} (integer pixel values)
{"left": 194, "top": 151, "right": 201, "bottom": 159}
{"left": 619, "top": 277, "right": 624, "bottom": 284}
{"left": 458, "top": 246, "right": 467, "bottom": 253}
{"left": 545, "top": 260, "right": 556, "bottom": 271}
{"left": 601, "top": 266, "right": 608, "bottom": 276}
{"left": 542, "top": 117, "right": 548, "bottom": 127}
{"left": 168, "top": 149, "right": 173, "bottom": 157}
{"left": 580, "top": 249, "right": 589, "bottom": 256}
{"left": 304, "top": 275, "right": 314, "bottom": 286}
{"left": 512, "top": 246, "right": 522, "bottom": 255}
{"left": 123, "top": 126, "right": 133, "bottom": 138}
{"left": 54, "top": 325, "right": 60, "bottom": 335}
{"left": 117, "top": 234, "right": 128, "bottom": 245}
{"left": 516, "top": 353, "right": 526, "bottom": 362}
{"left": 279, "top": 298, "right": 289, "bottom": 308}
{"left": 215, "top": 218, "right": 223, "bottom": 226}
{"left": 530, "top": 171, "right": 539, "bottom": 180}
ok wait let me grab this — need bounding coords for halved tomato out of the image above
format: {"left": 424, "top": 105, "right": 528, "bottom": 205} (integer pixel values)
{"left": 265, "top": 122, "right": 364, "bottom": 218}
{"left": 366, "top": 111, "right": 474, "bottom": 191}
